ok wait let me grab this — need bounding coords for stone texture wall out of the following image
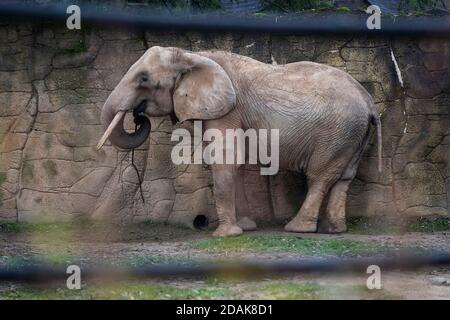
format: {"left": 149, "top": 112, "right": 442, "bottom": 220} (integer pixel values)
{"left": 0, "top": 22, "right": 449, "bottom": 226}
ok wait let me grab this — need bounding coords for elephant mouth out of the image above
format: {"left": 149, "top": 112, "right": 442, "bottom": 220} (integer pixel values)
{"left": 96, "top": 100, "right": 150, "bottom": 150}
{"left": 132, "top": 100, "right": 148, "bottom": 124}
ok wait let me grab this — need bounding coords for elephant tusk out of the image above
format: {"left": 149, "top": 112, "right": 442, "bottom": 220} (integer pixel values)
{"left": 96, "top": 111, "right": 126, "bottom": 150}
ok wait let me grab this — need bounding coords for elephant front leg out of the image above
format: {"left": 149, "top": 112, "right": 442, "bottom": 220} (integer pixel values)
{"left": 211, "top": 164, "right": 243, "bottom": 237}
{"left": 236, "top": 166, "right": 257, "bottom": 231}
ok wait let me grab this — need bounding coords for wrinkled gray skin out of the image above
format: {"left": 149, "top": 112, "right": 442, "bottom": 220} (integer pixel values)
{"left": 99, "top": 46, "right": 382, "bottom": 237}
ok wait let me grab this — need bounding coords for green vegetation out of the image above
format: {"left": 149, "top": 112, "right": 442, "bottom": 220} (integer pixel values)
{"left": 348, "top": 216, "right": 450, "bottom": 235}
{"left": 0, "top": 221, "right": 76, "bottom": 233}
{"left": 250, "top": 282, "right": 400, "bottom": 299}
{"left": 191, "top": 235, "right": 381, "bottom": 255}
{"left": 112, "top": 0, "right": 223, "bottom": 11}
{"left": 0, "top": 172, "right": 5, "bottom": 206}
{"left": 263, "top": 0, "right": 335, "bottom": 12}
{"left": 2, "top": 215, "right": 448, "bottom": 240}
{"left": 0, "top": 219, "right": 199, "bottom": 242}
{"left": 397, "top": 0, "right": 440, "bottom": 15}
{"left": 0, "top": 280, "right": 402, "bottom": 300}
{"left": 190, "top": 0, "right": 222, "bottom": 10}
{"left": 0, "top": 254, "right": 80, "bottom": 267}
{"left": 63, "top": 40, "right": 87, "bottom": 54}
{"left": 402, "top": 0, "right": 435, "bottom": 10}
{"left": 252, "top": 282, "right": 322, "bottom": 299}
{"left": 0, "top": 222, "right": 20, "bottom": 232}
{"left": 340, "top": 285, "right": 401, "bottom": 300}
{"left": 22, "top": 162, "right": 34, "bottom": 182}
{"left": 0, "top": 216, "right": 440, "bottom": 300}
{"left": 0, "top": 172, "right": 6, "bottom": 185}
{"left": 0, "top": 282, "right": 231, "bottom": 300}
{"left": 410, "top": 216, "right": 450, "bottom": 232}
{"left": 336, "top": 6, "right": 351, "bottom": 13}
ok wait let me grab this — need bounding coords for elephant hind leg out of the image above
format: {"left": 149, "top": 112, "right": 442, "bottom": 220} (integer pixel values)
{"left": 284, "top": 153, "right": 352, "bottom": 233}
{"left": 284, "top": 179, "right": 331, "bottom": 233}
{"left": 319, "top": 145, "right": 363, "bottom": 234}
{"left": 318, "top": 179, "right": 351, "bottom": 233}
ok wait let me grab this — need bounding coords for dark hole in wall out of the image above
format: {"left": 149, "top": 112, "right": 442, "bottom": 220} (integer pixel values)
{"left": 193, "top": 214, "right": 209, "bottom": 230}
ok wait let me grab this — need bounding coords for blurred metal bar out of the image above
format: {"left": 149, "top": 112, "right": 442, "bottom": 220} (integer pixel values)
{"left": 1, "top": 253, "right": 450, "bottom": 283}
{"left": 0, "top": 3, "right": 449, "bottom": 35}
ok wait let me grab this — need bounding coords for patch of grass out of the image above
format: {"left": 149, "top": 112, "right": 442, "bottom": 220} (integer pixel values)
{"left": 409, "top": 216, "right": 450, "bottom": 232}
{"left": 0, "top": 279, "right": 402, "bottom": 300}
{"left": 0, "top": 254, "right": 82, "bottom": 267}
{"left": 191, "top": 235, "right": 381, "bottom": 255}
{"left": 0, "top": 221, "right": 76, "bottom": 234}
{"left": 0, "top": 253, "right": 210, "bottom": 276}
{"left": 347, "top": 216, "right": 450, "bottom": 235}
{"left": 111, "top": 220, "right": 200, "bottom": 242}
{"left": 336, "top": 6, "right": 351, "bottom": 13}
{"left": 0, "top": 219, "right": 199, "bottom": 241}
{"left": 0, "top": 222, "right": 20, "bottom": 232}
{"left": 247, "top": 282, "right": 400, "bottom": 299}
{"left": 253, "top": 12, "right": 268, "bottom": 17}
{"left": 349, "top": 285, "right": 401, "bottom": 300}
{"left": 116, "top": 255, "right": 204, "bottom": 268}
{"left": 251, "top": 282, "right": 322, "bottom": 299}
{"left": 263, "top": 0, "right": 335, "bottom": 12}
{"left": 0, "top": 282, "right": 231, "bottom": 300}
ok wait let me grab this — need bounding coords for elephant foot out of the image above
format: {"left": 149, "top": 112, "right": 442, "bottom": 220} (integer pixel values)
{"left": 213, "top": 224, "right": 243, "bottom": 237}
{"left": 318, "top": 220, "right": 347, "bottom": 234}
{"left": 284, "top": 218, "right": 317, "bottom": 233}
{"left": 237, "top": 217, "right": 257, "bottom": 231}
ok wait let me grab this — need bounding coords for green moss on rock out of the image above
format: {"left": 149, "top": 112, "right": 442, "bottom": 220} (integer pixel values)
{"left": 43, "top": 160, "right": 58, "bottom": 178}
{"left": 0, "top": 172, "right": 6, "bottom": 185}
{"left": 63, "top": 40, "right": 87, "bottom": 54}
{"left": 22, "top": 162, "right": 34, "bottom": 182}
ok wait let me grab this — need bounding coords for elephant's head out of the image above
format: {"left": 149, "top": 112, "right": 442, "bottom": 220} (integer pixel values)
{"left": 97, "top": 46, "right": 236, "bottom": 150}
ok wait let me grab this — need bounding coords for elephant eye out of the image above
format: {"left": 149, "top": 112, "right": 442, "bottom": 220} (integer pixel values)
{"left": 141, "top": 75, "right": 148, "bottom": 83}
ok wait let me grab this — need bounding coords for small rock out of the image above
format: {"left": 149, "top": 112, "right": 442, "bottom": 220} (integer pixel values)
{"left": 430, "top": 276, "right": 450, "bottom": 286}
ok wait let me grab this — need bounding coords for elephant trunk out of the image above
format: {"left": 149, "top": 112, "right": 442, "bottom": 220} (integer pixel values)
{"left": 98, "top": 99, "right": 151, "bottom": 150}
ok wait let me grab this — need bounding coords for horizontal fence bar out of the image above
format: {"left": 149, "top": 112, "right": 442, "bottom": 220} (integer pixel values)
{"left": 0, "top": 3, "right": 449, "bottom": 35}
{"left": 1, "top": 253, "right": 450, "bottom": 283}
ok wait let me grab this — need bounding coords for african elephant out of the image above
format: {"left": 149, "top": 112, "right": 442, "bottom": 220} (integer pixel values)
{"left": 97, "top": 46, "right": 382, "bottom": 237}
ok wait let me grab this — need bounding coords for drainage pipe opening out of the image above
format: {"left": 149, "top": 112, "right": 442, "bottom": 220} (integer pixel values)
{"left": 193, "top": 215, "right": 209, "bottom": 230}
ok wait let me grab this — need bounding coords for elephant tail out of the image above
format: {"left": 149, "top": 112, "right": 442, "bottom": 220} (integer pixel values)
{"left": 370, "top": 114, "right": 382, "bottom": 173}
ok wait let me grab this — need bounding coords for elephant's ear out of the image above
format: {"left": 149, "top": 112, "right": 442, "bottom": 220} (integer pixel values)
{"left": 173, "top": 53, "right": 236, "bottom": 122}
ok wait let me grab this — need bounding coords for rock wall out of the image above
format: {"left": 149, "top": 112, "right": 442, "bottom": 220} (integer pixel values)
{"left": 0, "top": 22, "right": 449, "bottom": 226}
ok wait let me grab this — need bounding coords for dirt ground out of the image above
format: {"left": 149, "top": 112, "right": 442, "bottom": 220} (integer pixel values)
{"left": 0, "top": 221, "right": 449, "bottom": 300}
